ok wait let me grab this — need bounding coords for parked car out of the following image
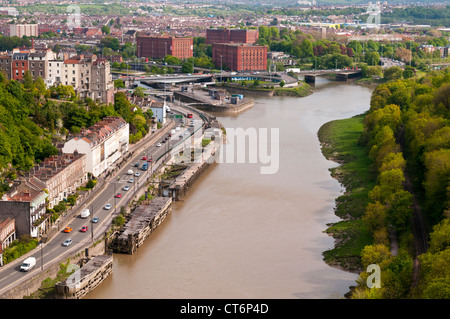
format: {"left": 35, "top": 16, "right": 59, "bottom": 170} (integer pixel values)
{"left": 62, "top": 239, "right": 72, "bottom": 247}
{"left": 134, "top": 163, "right": 139, "bottom": 167}
{"left": 92, "top": 217, "right": 99, "bottom": 223}
{"left": 64, "top": 226, "right": 72, "bottom": 233}
{"left": 156, "top": 143, "right": 162, "bottom": 147}
{"left": 123, "top": 185, "right": 130, "bottom": 191}
{"left": 134, "top": 172, "right": 141, "bottom": 177}
{"left": 104, "top": 203, "right": 112, "bottom": 210}
{"left": 80, "top": 226, "right": 88, "bottom": 232}
{"left": 128, "top": 178, "right": 134, "bottom": 183}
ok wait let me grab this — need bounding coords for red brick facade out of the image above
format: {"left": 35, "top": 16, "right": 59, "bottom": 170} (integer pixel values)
{"left": 137, "top": 35, "right": 193, "bottom": 60}
{"left": 206, "top": 28, "right": 259, "bottom": 45}
{"left": 11, "top": 53, "right": 29, "bottom": 81}
{"left": 212, "top": 43, "right": 267, "bottom": 72}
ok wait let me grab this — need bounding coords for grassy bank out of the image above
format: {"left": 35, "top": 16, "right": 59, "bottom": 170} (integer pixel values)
{"left": 272, "top": 83, "right": 313, "bottom": 97}
{"left": 318, "top": 113, "right": 375, "bottom": 272}
{"left": 218, "top": 82, "right": 313, "bottom": 97}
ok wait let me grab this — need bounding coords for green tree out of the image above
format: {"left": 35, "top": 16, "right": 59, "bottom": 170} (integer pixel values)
{"left": 181, "top": 61, "right": 193, "bottom": 74}
{"left": 384, "top": 66, "right": 403, "bottom": 81}
{"left": 300, "top": 39, "right": 314, "bottom": 59}
{"left": 114, "top": 78, "right": 125, "bottom": 88}
{"left": 101, "top": 25, "right": 110, "bottom": 35}
{"left": 365, "top": 52, "right": 380, "bottom": 66}
{"left": 361, "top": 244, "right": 392, "bottom": 269}
{"left": 403, "top": 65, "right": 415, "bottom": 79}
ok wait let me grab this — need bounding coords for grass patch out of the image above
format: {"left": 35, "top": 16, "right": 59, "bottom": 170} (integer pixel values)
{"left": 24, "top": 260, "right": 75, "bottom": 299}
{"left": 318, "top": 113, "right": 375, "bottom": 272}
{"left": 273, "top": 83, "right": 313, "bottom": 97}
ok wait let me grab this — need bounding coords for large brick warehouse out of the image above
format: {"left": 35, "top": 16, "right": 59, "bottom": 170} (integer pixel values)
{"left": 136, "top": 35, "right": 193, "bottom": 60}
{"left": 212, "top": 43, "right": 268, "bottom": 72}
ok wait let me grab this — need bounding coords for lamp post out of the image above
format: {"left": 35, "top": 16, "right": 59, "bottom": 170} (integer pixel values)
{"left": 220, "top": 55, "right": 223, "bottom": 83}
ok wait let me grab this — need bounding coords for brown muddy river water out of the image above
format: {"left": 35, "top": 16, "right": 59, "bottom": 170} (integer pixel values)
{"left": 85, "top": 79, "right": 373, "bottom": 299}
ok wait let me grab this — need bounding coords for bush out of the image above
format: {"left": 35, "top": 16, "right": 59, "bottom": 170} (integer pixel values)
{"left": 2, "top": 236, "right": 39, "bottom": 264}
{"left": 85, "top": 179, "right": 96, "bottom": 189}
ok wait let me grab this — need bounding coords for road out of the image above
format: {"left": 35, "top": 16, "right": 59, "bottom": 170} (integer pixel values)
{"left": 0, "top": 107, "right": 207, "bottom": 297}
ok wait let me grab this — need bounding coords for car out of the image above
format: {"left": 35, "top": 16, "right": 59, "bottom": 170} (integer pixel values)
{"left": 104, "top": 203, "right": 112, "bottom": 210}
{"left": 123, "top": 185, "right": 130, "bottom": 191}
{"left": 62, "top": 239, "right": 72, "bottom": 247}
{"left": 134, "top": 172, "right": 141, "bottom": 177}
{"left": 80, "top": 226, "right": 88, "bottom": 232}
{"left": 64, "top": 226, "right": 72, "bottom": 233}
{"left": 127, "top": 169, "right": 133, "bottom": 175}
{"left": 115, "top": 193, "right": 122, "bottom": 198}
{"left": 92, "top": 217, "right": 99, "bottom": 223}
{"left": 147, "top": 158, "right": 152, "bottom": 162}
{"left": 134, "top": 163, "right": 139, "bottom": 167}
{"left": 156, "top": 143, "right": 162, "bottom": 147}
{"left": 142, "top": 156, "right": 147, "bottom": 160}
{"left": 161, "top": 140, "right": 166, "bottom": 143}
{"left": 128, "top": 178, "right": 134, "bottom": 183}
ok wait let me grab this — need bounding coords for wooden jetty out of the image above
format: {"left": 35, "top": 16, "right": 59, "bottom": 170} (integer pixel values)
{"left": 110, "top": 197, "right": 172, "bottom": 254}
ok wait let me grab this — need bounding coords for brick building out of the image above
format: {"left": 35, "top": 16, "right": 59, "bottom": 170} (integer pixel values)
{"left": 24, "top": 153, "right": 87, "bottom": 208}
{"left": 89, "top": 58, "right": 114, "bottom": 104}
{"left": 136, "top": 35, "right": 193, "bottom": 60}
{"left": 11, "top": 52, "right": 29, "bottom": 81}
{"left": 0, "top": 55, "right": 11, "bottom": 79}
{"left": 9, "top": 24, "right": 38, "bottom": 37}
{"left": 212, "top": 43, "right": 268, "bottom": 72}
{"left": 63, "top": 116, "right": 129, "bottom": 178}
{"left": 206, "top": 28, "right": 259, "bottom": 45}
{"left": 0, "top": 178, "right": 47, "bottom": 238}
{"left": 0, "top": 218, "right": 15, "bottom": 266}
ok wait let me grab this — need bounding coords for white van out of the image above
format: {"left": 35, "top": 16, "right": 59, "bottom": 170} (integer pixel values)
{"left": 80, "top": 208, "right": 90, "bottom": 219}
{"left": 20, "top": 257, "right": 36, "bottom": 272}
{"left": 127, "top": 169, "right": 133, "bottom": 175}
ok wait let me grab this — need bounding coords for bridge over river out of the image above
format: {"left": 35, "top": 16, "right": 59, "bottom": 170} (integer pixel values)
{"left": 299, "top": 69, "right": 363, "bottom": 83}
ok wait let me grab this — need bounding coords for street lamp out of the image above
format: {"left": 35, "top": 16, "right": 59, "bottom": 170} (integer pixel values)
{"left": 220, "top": 55, "right": 223, "bottom": 83}
{"left": 90, "top": 204, "right": 94, "bottom": 242}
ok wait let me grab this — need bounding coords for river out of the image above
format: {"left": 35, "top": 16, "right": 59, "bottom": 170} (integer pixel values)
{"left": 85, "top": 78, "right": 374, "bottom": 299}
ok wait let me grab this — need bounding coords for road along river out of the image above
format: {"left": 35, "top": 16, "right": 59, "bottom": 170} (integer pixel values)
{"left": 85, "top": 78, "right": 374, "bottom": 299}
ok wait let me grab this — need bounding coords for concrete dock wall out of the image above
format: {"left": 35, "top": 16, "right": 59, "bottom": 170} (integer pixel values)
{"left": 110, "top": 197, "right": 173, "bottom": 254}
{"left": 55, "top": 254, "right": 113, "bottom": 299}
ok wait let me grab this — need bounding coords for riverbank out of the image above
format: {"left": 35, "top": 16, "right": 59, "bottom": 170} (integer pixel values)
{"left": 317, "top": 113, "right": 374, "bottom": 273}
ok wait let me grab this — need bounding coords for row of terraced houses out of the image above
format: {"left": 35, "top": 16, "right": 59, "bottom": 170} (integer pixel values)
{"left": 0, "top": 116, "right": 129, "bottom": 263}
{"left": 0, "top": 44, "right": 114, "bottom": 104}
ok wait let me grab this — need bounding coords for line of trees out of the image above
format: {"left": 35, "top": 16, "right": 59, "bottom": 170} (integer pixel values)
{"left": 351, "top": 67, "right": 450, "bottom": 298}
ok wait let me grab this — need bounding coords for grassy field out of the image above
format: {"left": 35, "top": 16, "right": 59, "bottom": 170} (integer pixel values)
{"left": 318, "top": 113, "right": 375, "bottom": 272}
